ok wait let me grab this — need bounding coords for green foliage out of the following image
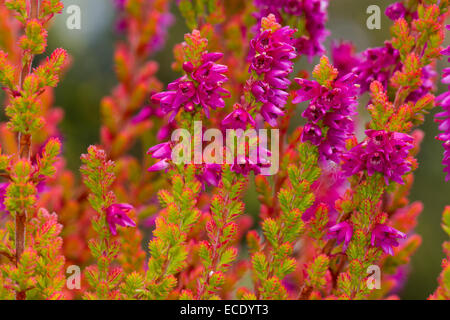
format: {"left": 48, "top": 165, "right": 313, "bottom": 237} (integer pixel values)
{"left": 3, "top": 47, "right": 67, "bottom": 135}
{"left": 260, "top": 13, "right": 281, "bottom": 32}
{"left": 178, "top": 0, "right": 225, "bottom": 30}
{"left": 5, "top": 95, "right": 44, "bottom": 134}
{"left": 179, "top": 0, "right": 197, "bottom": 30}
{"left": 183, "top": 29, "right": 208, "bottom": 68}
{"left": 35, "top": 48, "right": 68, "bottom": 88}
{"left": 197, "top": 165, "right": 245, "bottom": 299}
{"left": 36, "top": 138, "right": 61, "bottom": 177}
{"left": 80, "top": 146, "right": 127, "bottom": 299}
{"left": 40, "top": 0, "right": 64, "bottom": 19}
{"left": 144, "top": 165, "right": 201, "bottom": 300}
{"left": 19, "top": 20, "right": 47, "bottom": 55}
{"left": 443, "top": 207, "right": 450, "bottom": 237}
{"left": 305, "top": 255, "right": 329, "bottom": 289}
{"left": 80, "top": 146, "right": 116, "bottom": 213}
{"left": 250, "top": 142, "right": 320, "bottom": 300}
{"left": 26, "top": 209, "right": 66, "bottom": 299}
{"left": 391, "top": 53, "right": 422, "bottom": 90}
{"left": 312, "top": 56, "right": 338, "bottom": 88}
{"left": 5, "top": 160, "right": 37, "bottom": 216}
{"left": 0, "top": 51, "right": 16, "bottom": 89}
{"left": 0, "top": 0, "right": 68, "bottom": 301}
{"left": 391, "top": 18, "right": 414, "bottom": 60}
{"left": 5, "top": 0, "right": 26, "bottom": 23}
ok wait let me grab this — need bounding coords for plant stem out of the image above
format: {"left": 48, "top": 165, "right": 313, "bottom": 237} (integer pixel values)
{"left": 14, "top": 0, "right": 40, "bottom": 300}
{"left": 30, "top": 0, "right": 39, "bottom": 19}
{"left": 15, "top": 212, "right": 26, "bottom": 300}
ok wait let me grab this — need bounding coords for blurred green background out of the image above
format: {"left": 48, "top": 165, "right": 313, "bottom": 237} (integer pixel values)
{"left": 45, "top": 0, "right": 449, "bottom": 299}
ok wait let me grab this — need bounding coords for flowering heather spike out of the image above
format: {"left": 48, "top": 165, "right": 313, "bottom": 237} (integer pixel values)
{"left": 371, "top": 224, "right": 406, "bottom": 256}
{"left": 253, "top": 0, "right": 329, "bottom": 60}
{"left": 355, "top": 3, "right": 444, "bottom": 106}
{"left": 151, "top": 30, "right": 229, "bottom": 121}
{"left": 435, "top": 25, "right": 450, "bottom": 181}
{"left": 294, "top": 57, "right": 358, "bottom": 162}
{"left": 343, "top": 130, "right": 414, "bottom": 184}
{"left": 245, "top": 15, "right": 297, "bottom": 127}
{"left": 80, "top": 146, "right": 129, "bottom": 299}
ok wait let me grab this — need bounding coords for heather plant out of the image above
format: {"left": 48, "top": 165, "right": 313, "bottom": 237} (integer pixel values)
{"left": 0, "top": 0, "right": 449, "bottom": 301}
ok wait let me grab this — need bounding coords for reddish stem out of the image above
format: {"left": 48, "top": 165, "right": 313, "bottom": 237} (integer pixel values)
{"left": 14, "top": 0, "right": 40, "bottom": 301}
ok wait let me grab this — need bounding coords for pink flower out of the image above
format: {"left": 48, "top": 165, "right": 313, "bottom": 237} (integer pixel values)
{"left": 343, "top": 130, "right": 414, "bottom": 184}
{"left": 147, "top": 142, "right": 172, "bottom": 172}
{"left": 197, "top": 164, "right": 222, "bottom": 187}
{"left": 0, "top": 183, "right": 8, "bottom": 212}
{"left": 385, "top": 2, "right": 406, "bottom": 21}
{"left": 148, "top": 159, "right": 170, "bottom": 172}
{"left": 151, "top": 51, "right": 229, "bottom": 120}
{"left": 331, "top": 41, "right": 361, "bottom": 78}
{"left": 294, "top": 73, "right": 358, "bottom": 162}
{"left": 106, "top": 203, "right": 136, "bottom": 236}
{"left": 327, "top": 221, "right": 353, "bottom": 251}
{"left": 222, "top": 104, "right": 256, "bottom": 130}
{"left": 147, "top": 142, "right": 172, "bottom": 159}
{"left": 371, "top": 224, "right": 406, "bottom": 255}
{"left": 248, "top": 24, "right": 297, "bottom": 127}
{"left": 253, "top": 0, "right": 329, "bottom": 60}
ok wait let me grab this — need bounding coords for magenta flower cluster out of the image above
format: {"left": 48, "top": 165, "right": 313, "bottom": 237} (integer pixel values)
{"left": 385, "top": 2, "right": 407, "bottom": 21}
{"left": 343, "top": 130, "right": 414, "bottom": 184}
{"left": 253, "top": 0, "right": 329, "bottom": 59}
{"left": 249, "top": 26, "right": 297, "bottom": 127}
{"left": 331, "top": 41, "right": 361, "bottom": 79}
{"left": 371, "top": 224, "right": 406, "bottom": 256}
{"left": 327, "top": 220, "right": 406, "bottom": 255}
{"left": 353, "top": 40, "right": 435, "bottom": 104}
{"left": 293, "top": 73, "right": 359, "bottom": 162}
{"left": 435, "top": 25, "right": 450, "bottom": 181}
{"left": 353, "top": 42, "right": 399, "bottom": 94}
{"left": 327, "top": 221, "right": 352, "bottom": 251}
{"left": 152, "top": 52, "right": 230, "bottom": 120}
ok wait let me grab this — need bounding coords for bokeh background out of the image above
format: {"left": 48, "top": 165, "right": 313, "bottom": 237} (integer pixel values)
{"left": 38, "top": 0, "right": 450, "bottom": 299}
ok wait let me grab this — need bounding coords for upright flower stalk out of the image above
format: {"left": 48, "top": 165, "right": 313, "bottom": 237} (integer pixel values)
{"left": 244, "top": 14, "right": 297, "bottom": 127}
{"left": 80, "top": 146, "right": 136, "bottom": 299}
